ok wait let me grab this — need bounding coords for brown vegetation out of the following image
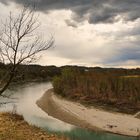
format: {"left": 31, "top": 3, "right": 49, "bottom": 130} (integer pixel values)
{"left": 0, "top": 113, "right": 68, "bottom": 140}
{"left": 53, "top": 67, "right": 140, "bottom": 114}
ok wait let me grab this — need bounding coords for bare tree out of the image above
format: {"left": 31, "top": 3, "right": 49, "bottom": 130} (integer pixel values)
{"left": 0, "top": 7, "right": 54, "bottom": 96}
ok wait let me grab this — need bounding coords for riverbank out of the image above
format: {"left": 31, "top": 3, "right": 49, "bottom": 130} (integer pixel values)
{"left": 37, "top": 89, "right": 140, "bottom": 137}
{"left": 0, "top": 113, "right": 68, "bottom": 140}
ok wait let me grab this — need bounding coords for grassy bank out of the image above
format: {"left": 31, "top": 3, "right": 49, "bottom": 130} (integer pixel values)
{"left": 0, "top": 113, "right": 68, "bottom": 140}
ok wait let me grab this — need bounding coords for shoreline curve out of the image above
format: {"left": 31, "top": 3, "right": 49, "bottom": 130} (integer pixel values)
{"left": 36, "top": 89, "right": 140, "bottom": 137}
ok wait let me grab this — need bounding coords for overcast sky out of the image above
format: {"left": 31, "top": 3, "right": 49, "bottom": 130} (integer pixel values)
{"left": 0, "top": 0, "right": 140, "bottom": 68}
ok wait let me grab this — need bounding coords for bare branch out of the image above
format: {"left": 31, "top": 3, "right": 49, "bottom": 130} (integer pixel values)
{"left": 0, "top": 6, "right": 54, "bottom": 96}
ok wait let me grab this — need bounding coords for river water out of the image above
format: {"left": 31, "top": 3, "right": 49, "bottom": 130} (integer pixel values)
{"left": 0, "top": 82, "right": 137, "bottom": 140}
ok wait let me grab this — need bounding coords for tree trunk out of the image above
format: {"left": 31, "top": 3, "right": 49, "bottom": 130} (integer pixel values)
{"left": 0, "top": 69, "right": 15, "bottom": 96}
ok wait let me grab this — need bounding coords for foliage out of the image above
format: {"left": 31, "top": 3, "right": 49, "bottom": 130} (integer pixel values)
{"left": 0, "top": 64, "right": 61, "bottom": 85}
{"left": 53, "top": 67, "right": 140, "bottom": 113}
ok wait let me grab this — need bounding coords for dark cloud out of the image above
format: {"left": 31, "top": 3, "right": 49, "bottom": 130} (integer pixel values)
{"left": 126, "top": 25, "right": 140, "bottom": 37}
{"left": 0, "top": 0, "right": 140, "bottom": 24}
{"left": 65, "top": 19, "right": 78, "bottom": 28}
{"left": 0, "top": 0, "right": 140, "bottom": 67}
{"left": 112, "top": 49, "right": 140, "bottom": 63}
{"left": 103, "top": 39, "right": 140, "bottom": 65}
{"left": 102, "top": 23, "right": 140, "bottom": 39}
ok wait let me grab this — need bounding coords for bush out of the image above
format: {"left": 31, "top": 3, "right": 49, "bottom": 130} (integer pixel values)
{"left": 53, "top": 67, "right": 140, "bottom": 113}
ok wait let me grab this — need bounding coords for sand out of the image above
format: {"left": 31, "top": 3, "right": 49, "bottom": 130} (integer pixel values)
{"left": 37, "top": 89, "right": 140, "bottom": 137}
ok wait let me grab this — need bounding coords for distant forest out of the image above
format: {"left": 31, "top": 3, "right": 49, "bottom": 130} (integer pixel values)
{"left": 0, "top": 63, "right": 60, "bottom": 84}
{"left": 0, "top": 62, "right": 140, "bottom": 113}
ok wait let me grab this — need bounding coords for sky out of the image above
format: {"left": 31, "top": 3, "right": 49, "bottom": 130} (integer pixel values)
{"left": 0, "top": 0, "right": 140, "bottom": 68}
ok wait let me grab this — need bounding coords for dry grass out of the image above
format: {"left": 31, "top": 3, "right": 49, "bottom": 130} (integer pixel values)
{"left": 0, "top": 113, "right": 68, "bottom": 140}
{"left": 121, "top": 75, "right": 140, "bottom": 78}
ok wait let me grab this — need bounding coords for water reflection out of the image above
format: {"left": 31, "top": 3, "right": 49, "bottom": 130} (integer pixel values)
{"left": 0, "top": 82, "right": 74, "bottom": 132}
{"left": 63, "top": 128, "right": 137, "bottom": 140}
{"left": 0, "top": 82, "right": 137, "bottom": 140}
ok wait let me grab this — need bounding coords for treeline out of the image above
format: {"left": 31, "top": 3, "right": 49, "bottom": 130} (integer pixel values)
{"left": 1, "top": 62, "right": 140, "bottom": 113}
{"left": 53, "top": 67, "right": 140, "bottom": 114}
{"left": 0, "top": 63, "right": 61, "bottom": 84}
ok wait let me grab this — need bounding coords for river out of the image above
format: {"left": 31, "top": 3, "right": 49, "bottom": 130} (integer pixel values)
{"left": 0, "top": 82, "right": 137, "bottom": 140}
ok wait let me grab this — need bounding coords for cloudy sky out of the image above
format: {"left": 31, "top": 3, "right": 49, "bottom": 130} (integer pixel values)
{"left": 0, "top": 0, "right": 140, "bottom": 68}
